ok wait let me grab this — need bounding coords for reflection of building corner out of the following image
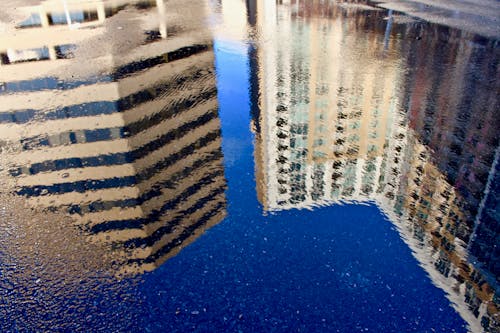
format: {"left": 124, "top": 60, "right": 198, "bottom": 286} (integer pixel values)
{"left": 248, "top": 1, "right": 499, "bottom": 331}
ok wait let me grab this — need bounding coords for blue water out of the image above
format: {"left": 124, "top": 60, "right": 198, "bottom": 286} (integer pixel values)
{"left": 128, "top": 40, "right": 468, "bottom": 332}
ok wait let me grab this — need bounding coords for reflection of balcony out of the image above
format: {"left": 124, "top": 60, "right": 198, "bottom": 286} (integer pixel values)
{"left": 16, "top": 0, "right": 159, "bottom": 29}
{"left": 0, "top": 0, "right": 167, "bottom": 70}
{"left": 1, "top": 44, "right": 76, "bottom": 65}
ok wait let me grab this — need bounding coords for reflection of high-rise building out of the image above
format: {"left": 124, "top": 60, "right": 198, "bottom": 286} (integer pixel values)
{"left": 0, "top": 0, "right": 227, "bottom": 275}
{"left": 249, "top": 1, "right": 499, "bottom": 331}
{"left": 251, "top": 0, "right": 403, "bottom": 210}
{"left": 398, "top": 21, "right": 500, "bottom": 280}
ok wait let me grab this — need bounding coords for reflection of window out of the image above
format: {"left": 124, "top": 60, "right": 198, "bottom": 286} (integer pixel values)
{"left": 135, "top": 0, "right": 158, "bottom": 9}
{"left": 291, "top": 111, "right": 309, "bottom": 123}
{"left": 350, "top": 121, "right": 360, "bottom": 129}
{"left": 17, "top": 13, "right": 42, "bottom": 28}
{"left": 48, "top": 10, "right": 98, "bottom": 25}
{"left": 349, "top": 110, "right": 362, "bottom": 119}
{"left": 315, "top": 99, "right": 328, "bottom": 109}
{"left": 1, "top": 44, "right": 76, "bottom": 65}
{"left": 48, "top": 12, "right": 69, "bottom": 24}
{"left": 294, "top": 150, "right": 307, "bottom": 159}
{"left": 364, "top": 162, "right": 376, "bottom": 172}
{"left": 342, "top": 186, "right": 355, "bottom": 196}
{"left": 3, "top": 47, "right": 49, "bottom": 64}
{"left": 313, "top": 138, "right": 324, "bottom": 147}
{"left": 361, "top": 184, "right": 373, "bottom": 194}
{"left": 316, "top": 83, "right": 329, "bottom": 95}
{"left": 315, "top": 113, "right": 325, "bottom": 121}
{"left": 55, "top": 44, "right": 76, "bottom": 59}
{"left": 290, "top": 123, "right": 308, "bottom": 135}
{"left": 348, "top": 134, "right": 360, "bottom": 142}
{"left": 315, "top": 125, "right": 326, "bottom": 133}
{"left": 105, "top": 5, "right": 128, "bottom": 17}
{"left": 331, "top": 187, "right": 341, "bottom": 198}
{"left": 313, "top": 151, "right": 326, "bottom": 158}
{"left": 291, "top": 137, "right": 306, "bottom": 148}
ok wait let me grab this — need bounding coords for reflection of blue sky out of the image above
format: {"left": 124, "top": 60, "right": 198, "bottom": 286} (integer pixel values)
{"left": 213, "top": 40, "right": 253, "bottom": 169}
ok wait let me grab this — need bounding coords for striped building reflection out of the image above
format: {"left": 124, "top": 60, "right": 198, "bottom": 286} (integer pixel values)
{"left": 248, "top": 1, "right": 499, "bottom": 332}
{"left": 0, "top": 0, "right": 227, "bottom": 274}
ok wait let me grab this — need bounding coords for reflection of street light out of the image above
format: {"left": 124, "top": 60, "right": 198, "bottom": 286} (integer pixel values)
{"left": 156, "top": 0, "right": 167, "bottom": 38}
{"left": 61, "top": 0, "right": 80, "bottom": 30}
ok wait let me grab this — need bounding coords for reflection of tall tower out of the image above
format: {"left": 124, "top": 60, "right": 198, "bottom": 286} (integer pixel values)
{"left": 0, "top": 0, "right": 227, "bottom": 274}
{"left": 252, "top": 0, "right": 402, "bottom": 210}
{"left": 399, "top": 23, "right": 500, "bottom": 286}
{"left": 249, "top": 1, "right": 499, "bottom": 331}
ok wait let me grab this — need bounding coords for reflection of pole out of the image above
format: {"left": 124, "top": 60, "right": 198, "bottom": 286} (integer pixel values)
{"left": 156, "top": 0, "right": 167, "bottom": 38}
{"left": 468, "top": 144, "right": 500, "bottom": 251}
{"left": 97, "top": 1, "right": 106, "bottom": 23}
{"left": 39, "top": 7, "right": 50, "bottom": 27}
{"left": 61, "top": 0, "right": 73, "bottom": 27}
{"left": 383, "top": 9, "right": 393, "bottom": 51}
{"left": 48, "top": 46, "right": 57, "bottom": 60}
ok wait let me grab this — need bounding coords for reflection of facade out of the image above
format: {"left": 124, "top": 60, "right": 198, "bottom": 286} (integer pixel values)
{"left": 252, "top": 0, "right": 403, "bottom": 209}
{"left": 0, "top": 0, "right": 166, "bottom": 67}
{"left": 398, "top": 23, "right": 500, "bottom": 281}
{"left": 0, "top": 0, "right": 227, "bottom": 274}
{"left": 249, "top": 1, "right": 499, "bottom": 332}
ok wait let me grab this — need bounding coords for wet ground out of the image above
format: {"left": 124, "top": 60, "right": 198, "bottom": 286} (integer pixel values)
{"left": 0, "top": 0, "right": 499, "bottom": 332}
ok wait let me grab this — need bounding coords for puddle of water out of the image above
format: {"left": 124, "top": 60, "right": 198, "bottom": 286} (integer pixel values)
{"left": 0, "top": 0, "right": 498, "bottom": 332}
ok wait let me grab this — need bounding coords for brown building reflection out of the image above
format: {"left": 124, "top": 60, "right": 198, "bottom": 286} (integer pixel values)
{"left": 248, "top": 0, "right": 499, "bottom": 331}
{"left": 0, "top": 0, "right": 227, "bottom": 275}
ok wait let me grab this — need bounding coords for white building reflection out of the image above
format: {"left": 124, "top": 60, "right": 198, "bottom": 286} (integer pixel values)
{"left": 248, "top": 1, "right": 499, "bottom": 332}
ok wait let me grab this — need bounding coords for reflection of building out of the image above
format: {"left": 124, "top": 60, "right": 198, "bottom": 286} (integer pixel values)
{"left": 0, "top": 0, "right": 227, "bottom": 274}
{"left": 251, "top": 0, "right": 403, "bottom": 210}
{"left": 248, "top": 1, "right": 499, "bottom": 332}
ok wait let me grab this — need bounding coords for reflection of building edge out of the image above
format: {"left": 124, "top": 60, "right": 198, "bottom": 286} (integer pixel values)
{"left": 0, "top": 2, "right": 227, "bottom": 275}
{"left": 248, "top": 1, "right": 499, "bottom": 331}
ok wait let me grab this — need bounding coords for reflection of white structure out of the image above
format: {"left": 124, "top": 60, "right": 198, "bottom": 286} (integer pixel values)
{"left": 249, "top": 1, "right": 499, "bottom": 331}
{"left": 0, "top": 0, "right": 227, "bottom": 275}
{"left": 253, "top": 0, "right": 402, "bottom": 211}
{"left": 0, "top": 0, "right": 166, "bottom": 71}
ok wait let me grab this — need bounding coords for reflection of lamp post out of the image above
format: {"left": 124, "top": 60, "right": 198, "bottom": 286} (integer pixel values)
{"left": 383, "top": 9, "right": 393, "bottom": 51}
{"left": 156, "top": 0, "right": 167, "bottom": 38}
{"left": 61, "top": 0, "right": 80, "bottom": 30}
{"left": 62, "top": 0, "right": 72, "bottom": 26}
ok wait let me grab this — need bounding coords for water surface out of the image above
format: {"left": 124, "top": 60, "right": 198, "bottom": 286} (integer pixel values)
{"left": 0, "top": 0, "right": 498, "bottom": 332}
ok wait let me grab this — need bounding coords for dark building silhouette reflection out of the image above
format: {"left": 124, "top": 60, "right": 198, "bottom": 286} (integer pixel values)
{"left": 247, "top": 1, "right": 499, "bottom": 331}
{"left": 0, "top": 0, "right": 227, "bottom": 275}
